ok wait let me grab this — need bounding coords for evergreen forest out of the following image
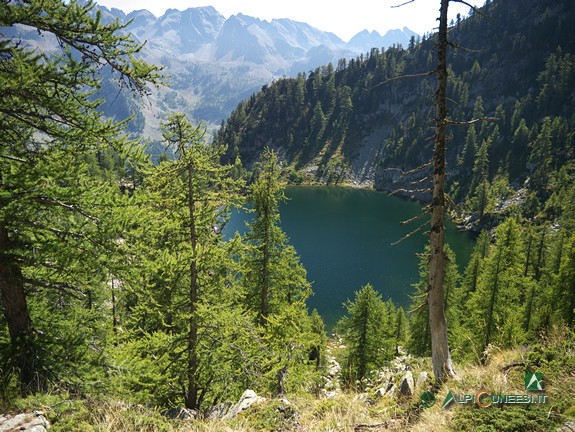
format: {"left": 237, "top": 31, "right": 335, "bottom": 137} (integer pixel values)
{"left": 1, "top": 0, "right": 574, "bottom": 430}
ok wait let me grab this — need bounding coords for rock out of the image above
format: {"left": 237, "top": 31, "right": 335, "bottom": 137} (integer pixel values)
{"left": 322, "top": 390, "right": 338, "bottom": 399}
{"left": 0, "top": 411, "right": 50, "bottom": 431}
{"left": 205, "top": 402, "right": 233, "bottom": 419}
{"left": 386, "top": 383, "right": 397, "bottom": 398}
{"left": 162, "top": 407, "right": 198, "bottom": 420}
{"left": 557, "top": 422, "right": 575, "bottom": 432}
{"left": 416, "top": 371, "right": 429, "bottom": 389}
{"left": 398, "top": 371, "right": 414, "bottom": 396}
{"left": 328, "top": 362, "right": 341, "bottom": 378}
{"left": 224, "top": 389, "right": 265, "bottom": 419}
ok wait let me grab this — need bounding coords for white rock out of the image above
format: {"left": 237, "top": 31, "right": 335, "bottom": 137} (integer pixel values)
{"left": 0, "top": 411, "right": 50, "bottom": 432}
{"left": 224, "top": 389, "right": 265, "bottom": 419}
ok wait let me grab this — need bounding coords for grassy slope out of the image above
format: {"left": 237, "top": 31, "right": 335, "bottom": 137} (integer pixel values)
{"left": 4, "top": 326, "right": 574, "bottom": 431}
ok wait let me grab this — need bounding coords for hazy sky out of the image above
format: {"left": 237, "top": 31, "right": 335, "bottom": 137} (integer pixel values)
{"left": 95, "top": 0, "right": 474, "bottom": 42}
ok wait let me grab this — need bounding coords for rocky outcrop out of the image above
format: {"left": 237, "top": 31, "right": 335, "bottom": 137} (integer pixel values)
{"left": 398, "top": 370, "right": 415, "bottom": 396}
{"left": 162, "top": 407, "right": 198, "bottom": 420}
{"left": 0, "top": 411, "right": 50, "bottom": 432}
{"left": 557, "top": 422, "right": 575, "bottom": 432}
{"left": 206, "top": 389, "right": 265, "bottom": 419}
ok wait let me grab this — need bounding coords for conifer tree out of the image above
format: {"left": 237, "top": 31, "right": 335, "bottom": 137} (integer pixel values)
{"left": 467, "top": 218, "right": 526, "bottom": 361}
{"left": 241, "top": 148, "right": 314, "bottom": 394}
{"left": 243, "top": 148, "right": 311, "bottom": 326}
{"left": 338, "top": 284, "right": 395, "bottom": 387}
{"left": 427, "top": 0, "right": 456, "bottom": 383}
{"left": 118, "top": 113, "right": 249, "bottom": 409}
{"left": 0, "top": 0, "right": 160, "bottom": 394}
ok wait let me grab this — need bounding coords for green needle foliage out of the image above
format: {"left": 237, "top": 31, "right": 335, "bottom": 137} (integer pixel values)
{"left": 115, "top": 112, "right": 252, "bottom": 410}
{"left": 240, "top": 148, "right": 318, "bottom": 396}
{"left": 0, "top": 0, "right": 161, "bottom": 396}
{"left": 337, "top": 284, "right": 399, "bottom": 388}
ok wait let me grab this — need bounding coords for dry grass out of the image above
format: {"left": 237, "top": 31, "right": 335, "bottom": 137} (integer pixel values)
{"left": 10, "top": 334, "right": 572, "bottom": 431}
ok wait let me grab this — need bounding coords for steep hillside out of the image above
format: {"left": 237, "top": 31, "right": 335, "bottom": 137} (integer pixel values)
{"left": 89, "top": 3, "right": 419, "bottom": 141}
{"left": 215, "top": 0, "right": 575, "bottom": 224}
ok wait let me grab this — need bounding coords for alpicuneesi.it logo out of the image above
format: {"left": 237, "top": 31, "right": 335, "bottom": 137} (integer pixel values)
{"left": 441, "top": 372, "right": 547, "bottom": 409}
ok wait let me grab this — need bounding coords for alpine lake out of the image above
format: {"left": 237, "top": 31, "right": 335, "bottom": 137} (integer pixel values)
{"left": 224, "top": 186, "right": 475, "bottom": 329}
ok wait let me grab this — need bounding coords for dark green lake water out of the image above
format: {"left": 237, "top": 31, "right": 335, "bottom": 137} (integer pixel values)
{"left": 225, "top": 186, "right": 474, "bottom": 329}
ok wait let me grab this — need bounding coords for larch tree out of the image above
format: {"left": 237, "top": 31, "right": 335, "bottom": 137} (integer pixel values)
{"left": 242, "top": 148, "right": 314, "bottom": 394}
{"left": 0, "top": 0, "right": 160, "bottom": 394}
{"left": 244, "top": 148, "right": 311, "bottom": 326}
{"left": 337, "top": 284, "right": 396, "bottom": 387}
{"left": 153, "top": 112, "right": 244, "bottom": 409}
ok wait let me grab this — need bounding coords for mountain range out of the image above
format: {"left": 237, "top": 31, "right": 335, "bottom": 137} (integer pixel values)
{"left": 94, "top": 4, "right": 418, "bottom": 139}
{"left": 215, "top": 0, "right": 575, "bottom": 225}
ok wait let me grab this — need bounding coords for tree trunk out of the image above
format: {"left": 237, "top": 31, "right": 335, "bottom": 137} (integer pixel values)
{"left": 0, "top": 221, "right": 35, "bottom": 394}
{"left": 186, "top": 164, "right": 200, "bottom": 409}
{"left": 259, "top": 170, "right": 272, "bottom": 327}
{"left": 427, "top": 0, "right": 456, "bottom": 384}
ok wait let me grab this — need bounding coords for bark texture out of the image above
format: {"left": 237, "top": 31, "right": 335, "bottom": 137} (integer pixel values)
{"left": 428, "top": 0, "right": 456, "bottom": 384}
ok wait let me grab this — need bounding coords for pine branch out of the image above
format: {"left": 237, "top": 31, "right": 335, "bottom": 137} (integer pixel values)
{"left": 22, "top": 278, "right": 86, "bottom": 300}
{"left": 27, "top": 196, "right": 99, "bottom": 221}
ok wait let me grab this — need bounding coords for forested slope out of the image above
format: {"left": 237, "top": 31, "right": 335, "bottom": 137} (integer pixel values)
{"left": 216, "top": 0, "right": 575, "bottom": 225}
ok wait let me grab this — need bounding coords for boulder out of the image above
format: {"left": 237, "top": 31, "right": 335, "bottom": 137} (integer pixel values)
{"left": 398, "top": 370, "right": 414, "bottom": 396}
{"left": 223, "top": 389, "right": 264, "bottom": 419}
{"left": 322, "top": 390, "right": 338, "bottom": 399}
{"left": 205, "top": 402, "right": 233, "bottom": 419}
{"left": 557, "top": 422, "right": 575, "bottom": 432}
{"left": 416, "top": 371, "right": 429, "bottom": 389}
{"left": 386, "top": 383, "right": 397, "bottom": 398}
{"left": 162, "top": 407, "right": 198, "bottom": 420}
{"left": 0, "top": 411, "right": 50, "bottom": 432}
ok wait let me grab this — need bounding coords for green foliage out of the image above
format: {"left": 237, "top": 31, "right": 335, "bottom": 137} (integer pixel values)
{"left": 215, "top": 0, "right": 575, "bottom": 229}
{"left": 235, "top": 399, "right": 299, "bottom": 431}
{"left": 451, "top": 405, "right": 560, "bottom": 432}
{"left": 407, "top": 245, "right": 460, "bottom": 358}
{"left": 0, "top": 0, "right": 161, "bottom": 396}
{"left": 114, "top": 113, "right": 252, "bottom": 410}
{"left": 237, "top": 148, "right": 318, "bottom": 396}
{"left": 337, "top": 284, "right": 398, "bottom": 387}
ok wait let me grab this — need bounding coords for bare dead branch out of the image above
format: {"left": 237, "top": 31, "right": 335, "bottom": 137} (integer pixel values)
{"left": 402, "top": 161, "right": 433, "bottom": 176}
{"left": 391, "top": 220, "right": 428, "bottom": 246}
{"left": 401, "top": 209, "right": 431, "bottom": 226}
{"left": 409, "top": 298, "right": 428, "bottom": 314}
{"left": 447, "top": 41, "right": 481, "bottom": 52}
{"left": 445, "top": 116, "right": 498, "bottom": 126}
{"left": 0, "top": 154, "right": 29, "bottom": 163}
{"left": 445, "top": 193, "right": 458, "bottom": 210}
{"left": 391, "top": 0, "right": 415, "bottom": 8}
{"left": 410, "top": 175, "right": 431, "bottom": 186}
{"left": 390, "top": 187, "right": 430, "bottom": 196}
{"left": 451, "top": 0, "right": 491, "bottom": 19}
{"left": 369, "top": 70, "right": 436, "bottom": 90}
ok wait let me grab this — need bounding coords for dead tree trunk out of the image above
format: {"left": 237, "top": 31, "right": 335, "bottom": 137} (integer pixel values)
{"left": 428, "top": 0, "right": 456, "bottom": 384}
